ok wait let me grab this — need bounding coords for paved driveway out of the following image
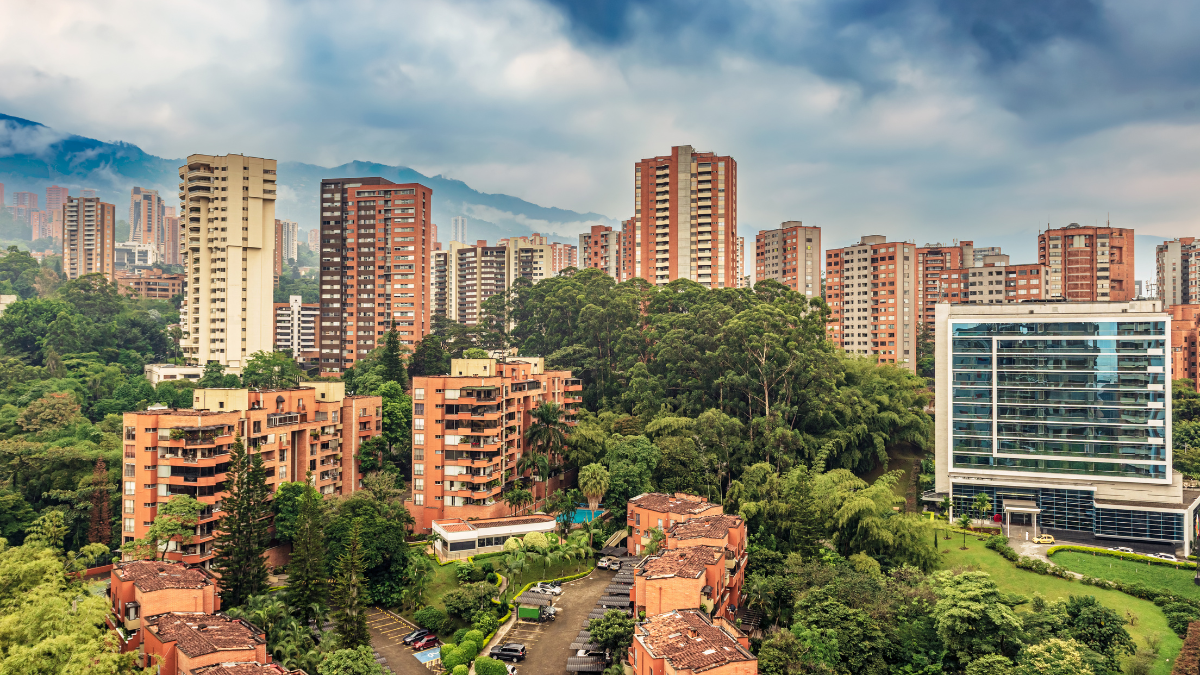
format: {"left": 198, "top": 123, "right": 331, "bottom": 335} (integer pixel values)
{"left": 506, "top": 568, "right": 615, "bottom": 675}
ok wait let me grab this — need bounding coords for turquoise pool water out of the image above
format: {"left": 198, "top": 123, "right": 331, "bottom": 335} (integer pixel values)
{"left": 559, "top": 508, "right": 605, "bottom": 524}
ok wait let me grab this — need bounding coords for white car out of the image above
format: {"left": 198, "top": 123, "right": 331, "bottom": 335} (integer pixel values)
{"left": 1153, "top": 553, "right": 1179, "bottom": 562}
{"left": 506, "top": 665, "right": 518, "bottom": 675}
{"left": 532, "top": 582, "right": 562, "bottom": 596}
{"left": 1106, "top": 547, "right": 1135, "bottom": 554}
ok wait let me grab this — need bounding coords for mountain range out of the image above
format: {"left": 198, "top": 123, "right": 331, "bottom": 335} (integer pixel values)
{"left": 0, "top": 113, "right": 617, "bottom": 245}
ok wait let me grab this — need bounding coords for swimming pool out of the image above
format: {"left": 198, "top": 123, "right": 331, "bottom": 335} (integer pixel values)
{"left": 559, "top": 508, "right": 605, "bottom": 524}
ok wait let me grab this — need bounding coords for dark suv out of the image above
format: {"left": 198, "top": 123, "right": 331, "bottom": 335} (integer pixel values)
{"left": 490, "top": 644, "right": 528, "bottom": 662}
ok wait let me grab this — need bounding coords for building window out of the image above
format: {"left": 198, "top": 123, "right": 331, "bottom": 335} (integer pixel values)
{"left": 414, "top": 388, "right": 425, "bottom": 400}
{"left": 124, "top": 481, "right": 136, "bottom": 496}
{"left": 414, "top": 418, "right": 424, "bottom": 430}
{"left": 414, "top": 463, "right": 424, "bottom": 476}
{"left": 414, "top": 494, "right": 424, "bottom": 505}
{"left": 123, "top": 518, "right": 135, "bottom": 532}
{"left": 414, "top": 433, "right": 424, "bottom": 446}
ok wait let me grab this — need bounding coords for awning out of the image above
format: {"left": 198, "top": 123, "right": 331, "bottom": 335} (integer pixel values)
{"left": 1003, "top": 499, "right": 1041, "bottom": 513}
{"left": 566, "top": 657, "right": 605, "bottom": 672}
{"left": 515, "top": 592, "right": 554, "bottom": 606}
{"left": 598, "top": 596, "right": 632, "bottom": 606}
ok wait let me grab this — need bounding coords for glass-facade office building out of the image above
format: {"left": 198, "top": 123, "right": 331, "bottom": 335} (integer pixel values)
{"left": 935, "top": 302, "right": 1200, "bottom": 555}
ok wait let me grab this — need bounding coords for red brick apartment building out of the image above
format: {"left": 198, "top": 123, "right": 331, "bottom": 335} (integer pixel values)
{"left": 318, "top": 177, "right": 435, "bottom": 374}
{"left": 628, "top": 610, "right": 756, "bottom": 675}
{"left": 115, "top": 268, "right": 185, "bottom": 299}
{"left": 108, "top": 560, "right": 219, "bottom": 653}
{"left": 406, "top": 357, "right": 583, "bottom": 533}
{"left": 632, "top": 514, "right": 749, "bottom": 620}
{"left": 1038, "top": 224, "right": 1134, "bottom": 301}
{"left": 629, "top": 146, "right": 738, "bottom": 288}
{"left": 141, "top": 612, "right": 268, "bottom": 674}
{"left": 121, "top": 384, "right": 380, "bottom": 568}
{"left": 824, "top": 236, "right": 916, "bottom": 370}
{"left": 626, "top": 492, "right": 723, "bottom": 556}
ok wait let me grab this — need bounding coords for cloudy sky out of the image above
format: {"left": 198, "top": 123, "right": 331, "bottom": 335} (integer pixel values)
{"left": 2, "top": 0, "right": 1198, "bottom": 272}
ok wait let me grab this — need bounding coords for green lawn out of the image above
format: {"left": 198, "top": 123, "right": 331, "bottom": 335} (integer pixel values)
{"left": 941, "top": 541, "right": 1182, "bottom": 674}
{"left": 400, "top": 553, "right": 594, "bottom": 636}
{"left": 1050, "top": 550, "right": 1200, "bottom": 601}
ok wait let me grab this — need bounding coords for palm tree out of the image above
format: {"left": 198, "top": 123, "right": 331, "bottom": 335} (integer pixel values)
{"left": 579, "top": 463, "right": 610, "bottom": 513}
{"left": 524, "top": 402, "right": 569, "bottom": 493}
{"left": 504, "top": 550, "right": 527, "bottom": 602}
{"left": 743, "top": 575, "right": 775, "bottom": 628}
{"left": 644, "top": 527, "right": 666, "bottom": 556}
{"left": 580, "top": 515, "right": 604, "bottom": 552}
{"left": 939, "top": 495, "right": 952, "bottom": 516}
{"left": 502, "top": 488, "right": 533, "bottom": 516}
{"left": 972, "top": 493, "right": 993, "bottom": 529}
{"left": 956, "top": 513, "right": 972, "bottom": 549}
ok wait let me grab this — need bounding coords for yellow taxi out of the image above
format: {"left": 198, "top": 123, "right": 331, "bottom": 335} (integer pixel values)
{"left": 1033, "top": 534, "right": 1055, "bottom": 545}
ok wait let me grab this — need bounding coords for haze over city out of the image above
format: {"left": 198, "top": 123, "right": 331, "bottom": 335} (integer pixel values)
{"left": 3, "top": 0, "right": 1198, "bottom": 272}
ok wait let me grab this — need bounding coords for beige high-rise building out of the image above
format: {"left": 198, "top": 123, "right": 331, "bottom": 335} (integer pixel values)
{"left": 825, "top": 235, "right": 916, "bottom": 371}
{"left": 177, "top": 154, "right": 278, "bottom": 368}
{"left": 500, "top": 232, "right": 577, "bottom": 285}
{"left": 63, "top": 196, "right": 115, "bottom": 280}
{"left": 1156, "top": 237, "right": 1200, "bottom": 309}
{"left": 755, "top": 221, "right": 821, "bottom": 294}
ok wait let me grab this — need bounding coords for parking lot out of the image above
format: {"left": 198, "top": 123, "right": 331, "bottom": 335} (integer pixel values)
{"left": 367, "top": 606, "right": 423, "bottom": 675}
{"left": 503, "top": 567, "right": 615, "bottom": 675}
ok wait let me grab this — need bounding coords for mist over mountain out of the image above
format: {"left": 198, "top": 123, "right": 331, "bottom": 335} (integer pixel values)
{"left": 0, "top": 113, "right": 616, "bottom": 245}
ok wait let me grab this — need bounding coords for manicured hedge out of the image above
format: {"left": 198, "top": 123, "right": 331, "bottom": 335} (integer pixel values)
{"left": 1048, "top": 545, "right": 1197, "bottom": 570}
{"left": 985, "top": 535, "right": 1019, "bottom": 562}
{"left": 1173, "top": 621, "right": 1200, "bottom": 674}
{"left": 983, "top": 535, "right": 1072, "bottom": 579}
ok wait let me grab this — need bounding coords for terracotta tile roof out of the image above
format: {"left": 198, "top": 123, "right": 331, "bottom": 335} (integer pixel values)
{"left": 440, "top": 523, "right": 475, "bottom": 532}
{"left": 637, "top": 547, "right": 721, "bottom": 580}
{"left": 145, "top": 613, "right": 265, "bottom": 658}
{"left": 115, "top": 560, "right": 212, "bottom": 592}
{"left": 668, "top": 515, "right": 742, "bottom": 541}
{"left": 629, "top": 493, "right": 716, "bottom": 515}
{"left": 637, "top": 610, "right": 754, "bottom": 673}
{"left": 191, "top": 663, "right": 300, "bottom": 675}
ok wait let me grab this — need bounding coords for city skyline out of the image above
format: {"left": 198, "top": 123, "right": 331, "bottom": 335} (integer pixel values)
{"left": 1, "top": 1, "right": 1197, "bottom": 270}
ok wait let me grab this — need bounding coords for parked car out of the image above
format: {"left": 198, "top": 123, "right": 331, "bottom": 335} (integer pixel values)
{"left": 1106, "top": 547, "right": 1135, "bottom": 554}
{"left": 1153, "top": 553, "right": 1179, "bottom": 562}
{"left": 402, "top": 628, "right": 431, "bottom": 645}
{"left": 412, "top": 634, "right": 441, "bottom": 650}
{"left": 599, "top": 556, "right": 623, "bottom": 570}
{"left": 490, "top": 644, "right": 528, "bottom": 662}
{"left": 1033, "top": 534, "right": 1055, "bottom": 544}
{"left": 506, "top": 666, "right": 518, "bottom": 675}
{"left": 533, "top": 582, "right": 563, "bottom": 596}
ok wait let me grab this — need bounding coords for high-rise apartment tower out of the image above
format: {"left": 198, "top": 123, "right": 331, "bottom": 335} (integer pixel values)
{"left": 318, "top": 177, "right": 434, "bottom": 373}
{"left": 130, "top": 187, "right": 165, "bottom": 253}
{"left": 579, "top": 225, "right": 621, "bottom": 278}
{"left": 755, "top": 222, "right": 820, "bottom": 295}
{"left": 177, "top": 154, "right": 278, "bottom": 368}
{"left": 824, "top": 235, "right": 916, "bottom": 370}
{"left": 630, "top": 146, "right": 738, "bottom": 288}
{"left": 1156, "top": 237, "right": 1200, "bottom": 309}
{"left": 62, "top": 196, "right": 115, "bottom": 280}
{"left": 1038, "top": 223, "right": 1134, "bottom": 301}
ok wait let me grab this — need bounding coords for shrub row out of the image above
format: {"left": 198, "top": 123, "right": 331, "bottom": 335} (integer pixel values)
{"left": 1048, "top": 545, "right": 1198, "bottom": 570}
{"left": 985, "top": 535, "right": 1019, "bottom": 562}
{"left": 1173, "top": 621, "right": 1200, "bottom": 675}
{"left": 1078, "top": 575, "right": 1200, "bottom": 636}
{"left": 1015, "top": 555, "right": 1075, "bottom": 579}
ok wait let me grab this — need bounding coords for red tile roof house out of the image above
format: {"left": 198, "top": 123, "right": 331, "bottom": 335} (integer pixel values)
{"left": 141, "top": 612, "right": 269, "bottom": 674}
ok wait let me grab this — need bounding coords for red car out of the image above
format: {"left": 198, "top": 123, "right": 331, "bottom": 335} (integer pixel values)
{"left": 413, "top": 634, "right": 441, "bottom": 651}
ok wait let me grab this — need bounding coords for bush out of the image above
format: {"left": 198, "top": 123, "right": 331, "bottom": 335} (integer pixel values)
{"left": 442, "top": 646, "right": 466, "bottom": 671}
{"left": 985, "top": 535, "right": 1019, "bottom": 562}
{"left": 475, "top": 656, "right": 508, "bottom": 675}
{"left": 481, "top": 562, "right": 495, "bottom": 574}
{"left": 414, "top": 606, "right": 447, "bottom": 633}
{"left": 465, "top": 629, "right": 485, "bottom": 647}
{"left": 1164, "top": 603, "right": 1200, "bottom": 637}
{"left": 472, "top": 609, "right": 499, "bottom": 637}
{"left": 1175, "top": 622, "right": 1200, "bottom": 674}
{"left": 1015, "top": 555, "right": 1073, "bottom": 580}
{"left": 453, "top": 666, "right": 468, "bottom": 675}
{"left": 456, "top": 560, "right": 477, "bottom": 584}
{"left": 452, "top": 628, "right": 470, "bottom": 645}
{"left": 1048, "top": 545, "right": 1198, "bottom": 570}
{"left": 486, "top": 572, "right": 499, "bottom": 584}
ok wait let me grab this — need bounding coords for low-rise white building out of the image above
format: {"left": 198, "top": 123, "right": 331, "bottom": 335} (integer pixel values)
{"left": 431, "top": 514, "right": 558, "bottom": 561}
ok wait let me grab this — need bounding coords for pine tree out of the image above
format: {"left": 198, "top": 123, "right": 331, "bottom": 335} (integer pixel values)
{"left": 212, "top": 435, "right": 271, "bottom": 608}
{"left": 331, "top": 518, "right": 371, "bottom": 649}
{"left": 379, "top": 329, "right": 408, "bottom": 388}
{"left": 287, "top": 484, "right": 328, "bottom": 629}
